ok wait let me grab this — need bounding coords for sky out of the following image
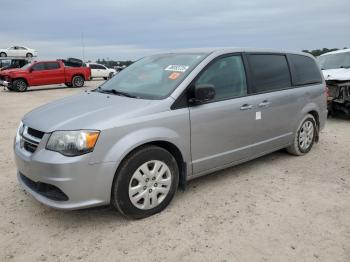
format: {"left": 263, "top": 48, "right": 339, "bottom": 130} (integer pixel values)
{"left": 1, "top": 0, "right": 349, "bottom": 61}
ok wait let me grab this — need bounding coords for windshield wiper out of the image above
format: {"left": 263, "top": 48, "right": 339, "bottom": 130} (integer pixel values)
{"left": 96, "top": 87, "right": 138, "bottom": 98}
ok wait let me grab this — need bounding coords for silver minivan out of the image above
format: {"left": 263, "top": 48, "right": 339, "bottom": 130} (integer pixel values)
{"left": 14, "top": 48, "right": 327, "bottom": 218}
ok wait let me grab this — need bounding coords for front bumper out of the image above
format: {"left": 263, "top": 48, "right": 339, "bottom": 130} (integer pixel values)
{"left": 0, "top": 80, "right": 10, "bottom": 87}
{"left": 14, "top": 135, "right": 117, "bottom": 210}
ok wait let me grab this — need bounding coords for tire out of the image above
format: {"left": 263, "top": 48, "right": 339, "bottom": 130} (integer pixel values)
{"left": 108, "top": 72, "right": 114, "bottom": 79}
{"left": 65, "top": 83, "right": 73, "bottom": 87}
{"left": 26, "top": 53, "right": 33, "bottom": 58}
{"left": 112, "top": 145, "right": 179, "bottom": 219}
{"left": 71, "top": 75, "right": 84, "bottom": 88}
{"left": 103, "top": 77, "right": 108, "bottom": 80}
{"left": 286, "top": 114, "right": 317, "bottom": 156}
{"left": 0, "top": 52, "right": 6, "bottom": 57}
{"left": 12, "top": 79, "right": 28, "bottom": 92}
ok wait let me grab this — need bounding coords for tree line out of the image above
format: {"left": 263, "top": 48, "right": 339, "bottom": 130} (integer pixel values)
{"left": 302, "top": 47, "right": 348, "bottom": 57}
{"left": 95, "top": 47, "right": 349, "bottom": 66}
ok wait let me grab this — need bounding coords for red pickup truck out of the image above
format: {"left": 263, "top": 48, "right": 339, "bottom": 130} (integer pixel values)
{"left": 0, "top": 60, "right": 91, "bottom": 92}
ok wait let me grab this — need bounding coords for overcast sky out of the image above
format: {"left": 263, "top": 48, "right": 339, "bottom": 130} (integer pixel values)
{"left": 1, "top": 0, "right": 349, "bottom": 61}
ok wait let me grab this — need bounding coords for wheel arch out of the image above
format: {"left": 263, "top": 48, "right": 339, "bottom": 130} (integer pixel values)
{"left": 106, "top": 131, "right": 188, "bottom": 202}
{"left": 72, "top": 73, "right": 85, "bottom": 80}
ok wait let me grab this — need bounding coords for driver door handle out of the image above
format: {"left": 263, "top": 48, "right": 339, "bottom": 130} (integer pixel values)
{"left": 258, "top": 100, "right": 270, "bottom": 108}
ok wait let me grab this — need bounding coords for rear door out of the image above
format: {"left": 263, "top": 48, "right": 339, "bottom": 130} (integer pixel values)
{"left": 17, "top": 47, "right": 27, "bottom": 57}
{"left": 95, "top": 64, "right": 108, "bottom": 78}
{"left": 44, "top": 62, "right": 65, "bottom": 84}
{"left": 190, "top": 54, "right": 257, "bottom": 175}
{"left": 244, "top": 53, "right": 299, "bottom": 155}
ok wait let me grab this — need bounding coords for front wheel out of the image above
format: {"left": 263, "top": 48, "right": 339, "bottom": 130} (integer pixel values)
{"left": 286, "top": 114, "right": 317, "bottom": 156}
{"left": 72, "top": 75, "right": 84, "bottom": 88}
{"left": 12, "top": 79, "right": 28, "bottom": 92}
{"left": 26, "top": 53, "right": 33, "bottom": 58}
{"left": 112, "top": 146, "right": 179, "bottom": 219}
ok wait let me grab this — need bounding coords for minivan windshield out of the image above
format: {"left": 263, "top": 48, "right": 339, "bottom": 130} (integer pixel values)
{"left": 97, "top": 53, "right": 208, "bottom": 99}
{"left": 317, "top": 52, "right": 350, "bottom": 70}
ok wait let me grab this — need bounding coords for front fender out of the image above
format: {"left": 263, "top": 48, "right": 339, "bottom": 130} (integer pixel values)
{"left": 97, "top": 127, "right": 188, "bottom": 166}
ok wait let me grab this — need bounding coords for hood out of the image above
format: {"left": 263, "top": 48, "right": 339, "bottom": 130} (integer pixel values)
{"left": 322, "top": 68, "right": 350, "bottom": 81}
{"left": 22, "top": 91, "right": 162, "bottom": 132}
{"left": 0, "top": 68, "right": 27, "bottom": 74}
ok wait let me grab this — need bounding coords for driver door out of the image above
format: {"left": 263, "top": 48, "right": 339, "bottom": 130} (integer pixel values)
{"left": 190, "top": 54, "right": 257, "bottom": 175}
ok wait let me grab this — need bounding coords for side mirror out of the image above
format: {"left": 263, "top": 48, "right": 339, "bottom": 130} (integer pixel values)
{"left": 190, "top": 84, "right": 216, "bottom": 104}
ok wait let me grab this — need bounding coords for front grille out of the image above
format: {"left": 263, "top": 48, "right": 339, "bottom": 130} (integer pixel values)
{"left": 27, "top": 127, "right": 44, "bottom": 139}
{"left": 24, "top": 141, "right": 37, "bottom": 153}
{"left": 21, "top": 126, "right": 44, "bottom": 154}
{"left": 20, "top": 173, "right": 69, "bottom": 201}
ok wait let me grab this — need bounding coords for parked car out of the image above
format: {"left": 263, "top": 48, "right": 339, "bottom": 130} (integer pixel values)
{"left": 86, "top": 63, "right": 116, "bottom": 80}
{"left": 0, "top": 60, "right": 91, "bottom": 91}
{"left": 317, "top": 48, "right": 350, "bottom": 115}
{"left": 0, "top": 46, "right": 38, "bottom": 58}
{"left": 14, "top": 49, "right": 327, "bottom": 218}
{"left": 0, "top": 59, "right": 30, "bottom": 71}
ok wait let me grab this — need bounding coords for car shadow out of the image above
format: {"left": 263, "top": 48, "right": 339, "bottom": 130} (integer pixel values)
{"left": 39, "top": 149, "right": 290, "bottom": 226}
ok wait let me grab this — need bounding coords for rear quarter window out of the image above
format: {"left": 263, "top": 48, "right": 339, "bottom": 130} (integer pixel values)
{"left": 288, "top": 54, "right": 322, "bottom": 86}
{"left": 247, "top": 54, "right": 291, "bottom": 93}
{"left": 46, "top": 62, "right": 60, "bottom": 70}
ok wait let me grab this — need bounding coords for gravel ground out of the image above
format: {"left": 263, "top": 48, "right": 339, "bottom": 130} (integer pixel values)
{"left": 0, "top": 81, "right": 349, "bottom": 262}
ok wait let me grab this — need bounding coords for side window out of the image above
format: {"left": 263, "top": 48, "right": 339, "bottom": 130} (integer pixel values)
{"left": 247, "top": 54, "right": 291, "bottom": 93}
{"left": 89, "top": 64, "right": 98, "bottom": 69}
{"left": 46, "top": 62, "right": 60, "bottom": 70}
{"left": 196, "top": 55, "right": 247, "bottom": 102}
{"left": 288, "top": 54, "right": 322, "bottom": 86}
{"left": 96, "top": 64, "right": 106, "bottom": 70}
{"left": 31, "top": 63, "right": 45, "bottom": 71}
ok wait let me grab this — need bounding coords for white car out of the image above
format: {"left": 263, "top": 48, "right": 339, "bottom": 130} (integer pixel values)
{"left": 317, "top": 48, "right": 350, "bottom": 115}
{"left": 0, "top": 46, "right": 38, "bottom": 58}
{"left": 86, "top": 63, "right": 116, "bottom": 80}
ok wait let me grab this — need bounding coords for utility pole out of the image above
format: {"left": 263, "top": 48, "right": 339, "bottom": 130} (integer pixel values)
{"left": 81, "top": 32, "right": 85, "bottom": 62}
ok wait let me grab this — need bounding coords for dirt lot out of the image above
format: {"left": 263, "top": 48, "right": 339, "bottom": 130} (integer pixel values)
{"left": 0, "top": 81, "right": 349, "bottom": 262}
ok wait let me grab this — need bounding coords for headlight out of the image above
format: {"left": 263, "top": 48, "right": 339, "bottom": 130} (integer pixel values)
{"left": 46, "top": 130, "right": 100, "bottom": 156}
{"left": 15, "top": 121, "right": 24, "bottom": 144}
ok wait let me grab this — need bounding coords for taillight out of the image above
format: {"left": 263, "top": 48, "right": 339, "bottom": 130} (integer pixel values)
{"left": 324, "top": 85, "right": 329, "bottom": 102}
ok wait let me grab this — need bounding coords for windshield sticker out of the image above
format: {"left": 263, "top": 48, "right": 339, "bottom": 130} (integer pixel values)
{"left": 168, "top": 72, "right": 181, "bottom": 80}
{"left": 165, "top": 65, "right": 189, "bottom": 72}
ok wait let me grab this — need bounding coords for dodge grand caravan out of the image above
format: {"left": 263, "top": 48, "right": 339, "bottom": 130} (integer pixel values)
{"left": 14, "top": 49, "right": 327, "bottom": 218}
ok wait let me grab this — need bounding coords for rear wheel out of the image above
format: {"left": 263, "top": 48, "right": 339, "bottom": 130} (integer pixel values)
{"left": 0, "top": 52, "right": 6, "bottom": 57}
{"left": 112, "top": 146, "right": 179, "bottom": 219}
{"left": 72, "top": 75, "right": 84, "bottom": 88}
{"left": 13, "top": 79, "right": 28, "bottom": 92}
{"left": 287, "top": 114, "right": 316, "bottom": 156}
